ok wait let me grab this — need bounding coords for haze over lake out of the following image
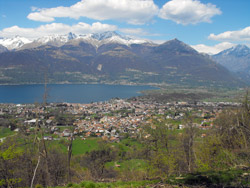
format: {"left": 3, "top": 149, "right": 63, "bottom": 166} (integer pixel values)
{"left": 0, "top": 84, "right": 156, "bottom": 104}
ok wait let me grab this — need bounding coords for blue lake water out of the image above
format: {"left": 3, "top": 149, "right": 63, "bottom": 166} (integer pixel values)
{"left": 0, "top": 84, "right": 156, "bottom": 104}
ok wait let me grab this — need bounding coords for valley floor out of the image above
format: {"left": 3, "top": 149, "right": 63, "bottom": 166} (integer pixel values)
{"left": 0, "top": 88, "right": 249, "bottom": 187}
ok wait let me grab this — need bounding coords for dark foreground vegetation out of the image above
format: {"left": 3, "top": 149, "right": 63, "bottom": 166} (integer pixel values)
{"left": 1, "top": 95, "right": 250, "bottom": 187}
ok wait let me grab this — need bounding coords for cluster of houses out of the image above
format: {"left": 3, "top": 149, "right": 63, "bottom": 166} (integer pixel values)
{"left": 0, "top": 98, "right": 241, "bottom": 141}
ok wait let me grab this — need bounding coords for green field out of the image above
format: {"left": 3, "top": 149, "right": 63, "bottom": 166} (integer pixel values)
{"left": 50, "top": 137, "right": 100, "bottom": 155}
{"left": 72, "top": 138, "right": 100, "bottom": 155}
{"left": 52, "top": 180, "right": 160, "bottom": 188}
{"left": 0, "top": 127, "right": 15, "bottom": 138}
{"left": 140, "top": 86, "right": 245, "bottom": 103}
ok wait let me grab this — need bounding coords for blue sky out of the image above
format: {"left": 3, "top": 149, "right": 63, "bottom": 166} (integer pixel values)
{"left": 0, "top": 0, "right": 249, "bottom": 54}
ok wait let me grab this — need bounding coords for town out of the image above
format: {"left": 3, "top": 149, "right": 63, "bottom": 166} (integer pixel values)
{"left": 0, "top": 97, "right": 241, "bottom": 142}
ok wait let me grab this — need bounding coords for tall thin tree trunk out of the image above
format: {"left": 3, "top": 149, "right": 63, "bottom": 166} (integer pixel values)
{"left": 41, "top": 128, "right": 51, "bottom": 186}
{"left": 67, "top": 136, "right": 73, "bottom": 183}
{"left": 30, "top": 155, "right": 41, "bottom": 188}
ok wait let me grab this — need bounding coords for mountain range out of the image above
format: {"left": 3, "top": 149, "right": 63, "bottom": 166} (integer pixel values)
{"left": 0, "top": 32, "right": 150, "bottom": 51}
{"left": 0, "top": 31, "right": 245, "bottom": 87}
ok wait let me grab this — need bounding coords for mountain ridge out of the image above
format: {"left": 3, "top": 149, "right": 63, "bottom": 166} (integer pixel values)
{"left": 0, "top": 32, "right": 244, "bottom": 87}
{"left": 0, "top": 31, "right": 151, "bottom": 51}
{"left": 215, "top": 44, "right": 250, "bottom": 57}
{"left": 0, "top": 44, "right": 8, "bottom": 53}
{"left": 212, "top": 44, "right": 250, "bottom": 84}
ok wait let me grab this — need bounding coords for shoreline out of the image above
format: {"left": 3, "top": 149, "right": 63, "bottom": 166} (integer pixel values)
{"left": 0, "top": 81, "right": 163, "bottom": 88}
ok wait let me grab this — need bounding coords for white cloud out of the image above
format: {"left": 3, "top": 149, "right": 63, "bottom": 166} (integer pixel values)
{"left": 0, "top": 22, "right": 117, "bottom": 40}
{"left": 159, "top": 0, "right": 221, "bottom": 25}
{"left": 31, "top": 6, "right": 41, "bottom": 12}
{"left": 209, "top": 26, "right": 250, "bottom": 41}
{"left": 120, "top": 28, "right": 148, "bottom": 35}
{"left": 119, "top": 28, "right": 159, "bottom": 37}
{"left": 27, "top": 0, "right": 159, "bottom": 25}
{"left": 191, "top": 42, "right": 236, "bottom": 55}
{"left": 151, "top": 39, "right": 165, "bottom": 44}
{"left": 28, "top": 12, "right": 55, "bottom": 22}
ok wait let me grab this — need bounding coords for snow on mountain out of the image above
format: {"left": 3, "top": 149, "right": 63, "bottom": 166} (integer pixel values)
{"left": 18, "top": 32, "right": 78, "bottom": 50}
{"left": 35, "top": 31, "right": 149, "bottom": 48}
{"left": 91, "top": 31, "right": 130, "bottom": 41}
{"left": 212, "top": 44, "right": 250, "bottom": 73}
{"left": 0, "top": 44, "right": 8, "bottom": 53}
{"left": 35, "top": 32, "right": 77, "bottom": 45}
{"left": 78, "top": 31, "right": 151, "bottom": 48}
{"left": 216, "top": 44, "right": 250, "bottom": 57}
{"left": 0, "top": 31, "right": 151, "bottom": 50}
{"left": 0, "top": 36, "right": 32, "bottom": 50}
{"left": 100, "top": 34, "right": 150, "bottom": 46}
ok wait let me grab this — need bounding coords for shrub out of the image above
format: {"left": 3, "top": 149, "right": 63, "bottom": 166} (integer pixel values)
{"left": 35, "top": 184, "right": 44, "bottom": 188}
{"left": 80, "top": 181, "right": 96, "bottom": 188}
{"left": 66, "top": 182, "right": 74, "bottom": 187}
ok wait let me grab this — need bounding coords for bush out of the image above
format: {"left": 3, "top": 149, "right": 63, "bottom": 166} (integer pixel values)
{"left": 66, "top": 182, "right": 74, "bottom": 187}
{"left": 80, "top": 181, "right": 96, "bottom": 188}
{"left": 35, "top": 184, "right": 44, "bottom": 188}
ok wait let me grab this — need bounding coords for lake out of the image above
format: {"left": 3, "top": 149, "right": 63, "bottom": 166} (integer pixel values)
{"left": 0, "top": 84, "right": 156, "bottom": 104}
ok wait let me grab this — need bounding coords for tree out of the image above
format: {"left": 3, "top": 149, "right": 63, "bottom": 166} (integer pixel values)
{"left": 140, "top": 123, "right": 169, "bottom": 159}
{"left": 212, "top": 92, "right": 250, "bottom": 168}
{"left": 195, "top": 134, "right": 236, "bottom": 171}
{"left": 82, "top": 148, "right": 115, "bottom": 180}
{"left": 48, "top": 148, "right": 67, "bottom": 186}
{"left": 182, "top": 116, "right": 198, "bottom": 173}
{"left": 214, "top": 98, "right": 250, "bottom": 150}
{"left": 0, "top": 138, "right": 23, "bottom": 188}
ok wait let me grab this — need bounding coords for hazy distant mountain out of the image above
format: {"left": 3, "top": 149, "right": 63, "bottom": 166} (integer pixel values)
{"left": 0, "top": 44, "right": 8, "bottom": 53}
{"left": 213, "top": 45, "right": 250, "bottom": 72}
{"left": 213, "top": 45, "right": 250, "bottom": 83}
{"left": 0, "top": 32, "right": 243, "bottom": 87}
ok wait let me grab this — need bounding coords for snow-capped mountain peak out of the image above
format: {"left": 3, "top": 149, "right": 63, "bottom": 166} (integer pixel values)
{"left": 0, "top": 36, "right": 32, "bottom": 50}
{"left": 0, "top": 31, "right": 152, "bottom": 50}
{"left": 91, "top": 31, "right": 129, "bottom": 41}
{"left": 76, "top": 31, "right": 150, "bottom": 47}
{"left": 67, "top": 32, "right": 77, "bottom": 40}
{"left": 35, "top": 32, "right": 78, "bottom": 44}
{"left": 218, "top": 44, "right": 250, "bottom": 57}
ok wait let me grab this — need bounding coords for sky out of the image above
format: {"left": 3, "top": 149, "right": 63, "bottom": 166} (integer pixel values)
{"left": 0, "top": 0, "right": 249, "bottom": 54}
